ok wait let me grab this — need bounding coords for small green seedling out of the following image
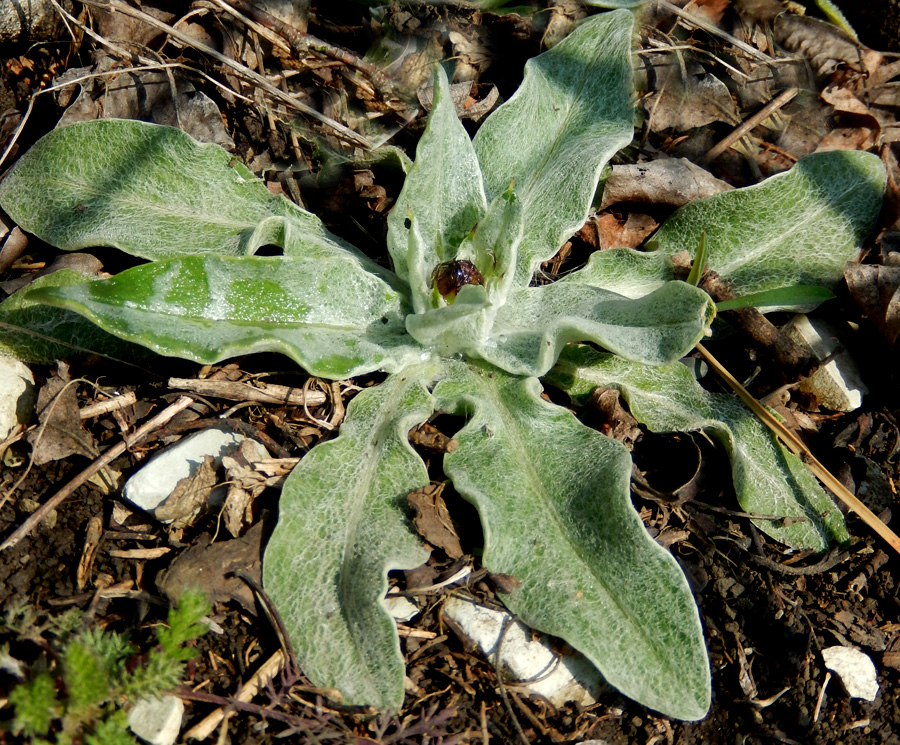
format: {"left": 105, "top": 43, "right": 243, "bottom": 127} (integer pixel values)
{"left": 0, "top": 9, "right": 885, "bottom": 720}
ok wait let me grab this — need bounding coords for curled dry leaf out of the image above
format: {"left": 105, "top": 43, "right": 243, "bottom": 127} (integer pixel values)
{"left": 600, "top": 159, "right": 732, "bottom": 209}
{"left": 407, "top": 483, "right": 464, "bottom": 559}
{"left": 775, "top": 14, "right": 863, "bottom": 78}
{"left": 221, "top": 440, "right": 277, "bottom": 538}
{"left": 157, "top": 521, "right": 264, "bottom": 613}
{"left": 643, "top": 57, "right": 741, "bottom": 131}
{"left": 154, "top": 455, "right": 218, "bottom": 529}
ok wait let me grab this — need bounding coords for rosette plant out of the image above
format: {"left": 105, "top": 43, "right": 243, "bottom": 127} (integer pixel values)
{"left": 0, "top": 7, "right": 885, "bottom": 721}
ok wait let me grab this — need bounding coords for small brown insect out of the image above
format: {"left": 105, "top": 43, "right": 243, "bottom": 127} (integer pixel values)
{"left": 431, "top": 259, "right": 484, "bottom": 299}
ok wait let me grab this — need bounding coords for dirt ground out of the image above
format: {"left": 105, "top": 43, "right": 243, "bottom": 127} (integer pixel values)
{"left": 2, "top": 1, "right": 900, "bottom": 743}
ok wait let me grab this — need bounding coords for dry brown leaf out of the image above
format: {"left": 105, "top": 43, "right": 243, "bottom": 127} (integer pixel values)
{"left": 694, "top": 0, "right": 730, "bottom": 24}
{"left": 27, "top": 362, "right": 98, "bottom": 466}
{"left": 775, "top": 14, "right": 863, "bottom": 78}
{"left": 582, "top": 212, "right": 658, "bottom": 250}
{"left": 157, "top": 521, "right": 264, "bottom": 613}
{"left": 600, "top": 158, "right": 732, "bottom": 209}
{"left": 56, "top": 56, "right": 234, "bottom": 149}
{"left": 155, "top": 455, "right": 218, "bottom": 529}
{"left": 645, "top": 56, "right": 741, "bottom": 131}
{"left": 407, "top": 483, "right": 463, "bottom": 559}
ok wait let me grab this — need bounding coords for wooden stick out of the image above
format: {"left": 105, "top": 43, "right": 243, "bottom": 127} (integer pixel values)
{"left": 168, "top": 377, "right": 326, "bottom": 407}
{"left": 183, "top": 650, "right": 285, "bottom": 741}
{"left": 0, "top": 396, "right": 195, "bottom": 552}
{"left": 701, "top": 87, "right": 799, "bottom": 165}
{"left": 695, "top": 344, "right": 900, "bottom": 555}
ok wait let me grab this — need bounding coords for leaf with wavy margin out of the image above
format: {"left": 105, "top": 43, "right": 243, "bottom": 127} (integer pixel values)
{"left": 646, "top": 151, "right": 886, "bottom": 305}
{"left": 434, "top": 359, "right": 710, "bottom": 720}
{"left": 387, "top": 65, "right": 487, "bottom": 287}
{"left": 26, "top": 255, "right": 422, "bottom": 378}
{"left": 547, "top": 345, "right": 849, "bottom": 550}
{"left": 263, "top": 367, "right": 435, "bottom": 708}
{"left": 477, "top": 280, "right": 714, "bottom": 376}
{"left": 0, "top": 119, "right": 367, "bottom": 265}
{"left": 0, "top": 270, "right": 155, "bottom": 364}
{"left": 473, "top": 10, "right": 635, "bottom": 285}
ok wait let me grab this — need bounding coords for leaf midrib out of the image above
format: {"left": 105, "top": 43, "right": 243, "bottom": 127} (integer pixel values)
{"left": 477, "top": 373, "right": 675, "bottom": 678}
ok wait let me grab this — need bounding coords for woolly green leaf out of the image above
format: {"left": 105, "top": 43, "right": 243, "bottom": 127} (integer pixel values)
{"left": 434, "top": 360, "right": 710, "bottom": 720}
{"left": 263, "top": 367, "right": 435, "bottom": 708}
{"left": 26, "top": 255, "right": 422, "bottom": 378}
{"left": 0, "top": 270, "right": 156, "bottom": 364}
{"left": 0, "top": 119, "right": 362, "bottom": 264}
{"left": 404, "top": 190, "right": 522, "bottom": 352}
{"left": 477, "top": 280, "right": 714, "bottom": 376}
{"left": 473, "top": 11, "right": 635, "bottom": 285}
{"left": 560, "top": 247, "right": 676, "bottom": 298}
{"left": 405, "top": 283, "right": 493, "bottom": 353}
{"left": 387, "top": 65, "right": 487, "bottom": 286}
{"left": 548, "top": 345, "right": 849, "bottom": 550}
{"left": 646, "top": 151, "right": 886, "bottom": 304}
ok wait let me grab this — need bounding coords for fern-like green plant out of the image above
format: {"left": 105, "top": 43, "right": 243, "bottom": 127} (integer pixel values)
{"left": 3, "top": 590, "right": 209, "bottom": 744}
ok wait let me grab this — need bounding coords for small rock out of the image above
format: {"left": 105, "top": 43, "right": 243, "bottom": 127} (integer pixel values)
{"left": 128, "top": 695, "right": 184, "bottom": 745}
{"left": 0, "top": 356, "right": 35, "bottom": 441}
{"left": 444, "top": 596, "right": 604, "bottom": 707}
{"left": 384, "top": 594, "right": 419, "bottom": 623}
{"left": 822, "top": 645, "right": 879, "bottom": 701}
{"left": 783, "top": 315, "right": 867, "bottom": 412}
{"left": 122, "top": 425, "right": 268, "bottom": 522}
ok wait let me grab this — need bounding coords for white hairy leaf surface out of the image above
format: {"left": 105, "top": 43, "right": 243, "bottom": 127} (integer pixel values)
{"left": 263, "top": 368, "right": 434, "bottom": 708}
{"left": 434, "top": 360, "right": 711, "bottom": 721}
{"left": 478, "top": 280, "right": 714, "bottom": 376}
{"left": 0, "top": 270, "right": 154, "bottom": 363}
{"left": 560, "top": 247, "right": 676, "bottom": 298}
{"left": 0, "top": 119, "right": 360, "bottom": 263}
{"left": 387, "top": 65, "right": 487, "bottom": 286}
{"left": 26, "top": 255, "right": 421, "bottom": 378}
{"left": 646, "top": 151, "right": 886, "bottom": 304}
{"left": 473, "top": 11, "right": 635, "bottom": 285}
{"left": 548, "top": 346, "right": 849, "bottom": 550}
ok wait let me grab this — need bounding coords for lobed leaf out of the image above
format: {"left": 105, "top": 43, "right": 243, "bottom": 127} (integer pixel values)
{"left": 387, "top": 65, "right": 487, "bottom": 287}
{"left": 548, "top": 346, "right": 849, "bottom": 550}
{"left": 473, "top": 10, "right": 635, "bottom": 285}
{"left": 26, "top": 255, "right": 422, "bottom": 378}
{"left": 646, "top": 151, "right": 886, "bottom": 304}
{"left": 434, "top": 360, "right": 710, "bottom": 720}
{"left": 263, "top": 367, "right": 435, "bottom": 708}
{"left": 477, "top": 280, "right": 714, "bottom": 376}
{"left": 0, "top": 119, "right": 363, "bottom": 264}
